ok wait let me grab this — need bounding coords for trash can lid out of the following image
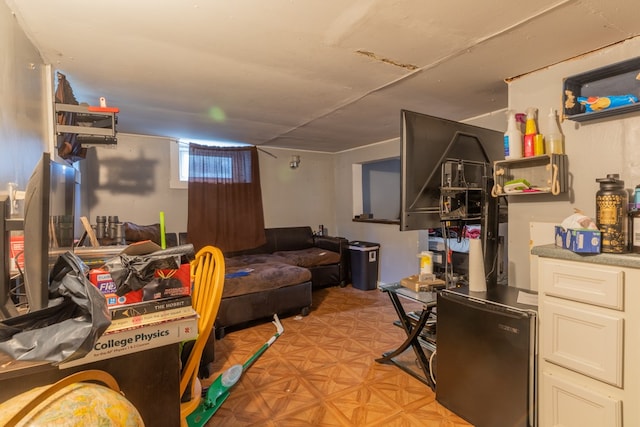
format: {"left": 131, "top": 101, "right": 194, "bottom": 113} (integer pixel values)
{"left": 348, "top": 241, "right": 380, "bottom": 250}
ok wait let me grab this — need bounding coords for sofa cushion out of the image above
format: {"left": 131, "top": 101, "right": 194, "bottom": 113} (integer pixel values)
{"left": 225, "top": 226, "right": 315, "bottom": 257}
{"left": 229, "top": 253, "right": 291, "bottom": 266}
{"left": 222, "top": 262, "right": 312, "bottom": 298}
{"left": 269, "top": 226, "right": 314, "bottom": 251}
{"left": 273, "top": 247, "right": 341, "bottom": 268}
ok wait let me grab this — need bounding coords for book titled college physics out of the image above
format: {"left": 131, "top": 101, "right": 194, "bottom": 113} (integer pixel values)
{"left": 58, "top": 313, "right": 198, "bottom": 369}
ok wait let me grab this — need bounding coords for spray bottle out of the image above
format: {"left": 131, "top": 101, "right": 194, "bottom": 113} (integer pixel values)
{"left": 545, "top": 108, "right": 564, "bottom": 154}
{"left": 503, "top": 110, "right": 523, "bottom": 159}
{"left": 523, "top": 108, "right": 538, "bottom": 157}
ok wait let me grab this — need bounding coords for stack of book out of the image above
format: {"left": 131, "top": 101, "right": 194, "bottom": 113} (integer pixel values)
{"left": 109, "top": 294, "right": 194, "bottom": 329}
{"left": 59, "top": 295, "right": 197, "bottom": 368}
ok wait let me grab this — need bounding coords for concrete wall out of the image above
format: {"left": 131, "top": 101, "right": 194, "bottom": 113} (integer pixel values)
{"left": 507, "top": 37, "right": 640, "bottom": 290}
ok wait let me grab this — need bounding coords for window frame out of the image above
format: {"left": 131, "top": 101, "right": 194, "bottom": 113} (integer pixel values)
{"left": 169, "top": 139, "right": 250, "bottom": 189}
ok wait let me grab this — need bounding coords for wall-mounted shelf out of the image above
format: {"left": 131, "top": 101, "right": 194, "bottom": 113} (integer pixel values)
{"left": 492, "top": 154, "right": 568, "bottom": 197}
{"left": 55, "top": 103, "right": 118, "bottom": 144}
{"left": 563, "top": 56, "right": 640, "bottom": 122}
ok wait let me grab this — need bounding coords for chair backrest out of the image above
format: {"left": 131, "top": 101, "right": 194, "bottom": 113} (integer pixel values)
{"left": 179, "top": 246, "right": 225, "bottom": 402}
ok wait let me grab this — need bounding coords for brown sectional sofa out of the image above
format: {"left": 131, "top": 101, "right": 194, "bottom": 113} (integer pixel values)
{"left": 214, "top": 226, "right": 349, "bottom": 338}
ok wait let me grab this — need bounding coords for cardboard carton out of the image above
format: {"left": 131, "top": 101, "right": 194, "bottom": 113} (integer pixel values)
{"left": 89, "top": 263, "right": 191, "bottom": 307}
{"left": 400, "top": 274, "right": 446, "bottom": 292}
{"left": 555, "top": 226, "right": 601, "bottom": 253}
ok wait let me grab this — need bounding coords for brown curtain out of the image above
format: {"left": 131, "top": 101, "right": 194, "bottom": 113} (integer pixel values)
{"left": 187, "top": 145, "right": 266, "bottom": 252}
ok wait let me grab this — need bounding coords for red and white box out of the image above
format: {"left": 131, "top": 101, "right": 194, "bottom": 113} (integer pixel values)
{"left": 89, "top": 268, "right": 143, "bottom": 307}
{"left": 89, "top": 263, "right": 191, "bottom": 307}
{"left": 9, "top": 235, "right": 24, "bottom": 272}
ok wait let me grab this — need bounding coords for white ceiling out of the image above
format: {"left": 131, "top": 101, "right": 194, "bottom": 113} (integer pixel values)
{"left": 7, "top": 0, "right": 640, "bottom": 152}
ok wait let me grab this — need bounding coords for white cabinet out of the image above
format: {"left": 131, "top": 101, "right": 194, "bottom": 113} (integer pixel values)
{"left": 537, "top": 256, "right": 640, "bottom": 427}
{"left": 541, "top": 372, "right": 622, "bottom": 427}
{"left": 542, "top": 299, "right": 623, "bottom": 386}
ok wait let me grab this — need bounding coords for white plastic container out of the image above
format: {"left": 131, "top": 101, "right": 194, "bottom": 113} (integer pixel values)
{"left": 417, "top": 251, "right": 434, "bottom": 281}
{"left": 545, "top": 108, "right": 564, "bottom": 154}
{"left": 504, "top": 110, "right": 523, "bottom": 159}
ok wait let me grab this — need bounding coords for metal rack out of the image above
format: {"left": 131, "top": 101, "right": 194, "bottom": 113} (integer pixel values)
{"left": 55, "top": 103, "right": 118, "bottom": 145}
{"left": 439, "top": 159, "right": 487, "bottom": 221}
{"left": 437, "top": 158, "right": 499, "bottom": 288}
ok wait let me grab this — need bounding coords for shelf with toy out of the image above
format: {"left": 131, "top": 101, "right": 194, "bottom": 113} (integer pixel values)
{"left": 563, "top": 56, "right": 640, "bottom": 122}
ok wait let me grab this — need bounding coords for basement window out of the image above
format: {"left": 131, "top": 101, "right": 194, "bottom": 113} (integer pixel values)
{"left": 169, "top": 139, "right": 250, "bottom": 189}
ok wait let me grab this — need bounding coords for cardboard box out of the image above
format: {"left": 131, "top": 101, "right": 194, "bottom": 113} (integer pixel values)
{"left": 90, "top": 257, "right": 191, "bottom": 307}
{"left": 89, "top": 268, "right": 142, "bottom": 307}
{"left": 9, "top": 235, "right": 24, "bottom": 272}
{"left": 555, "top": 226, "right": 601, "bottom": 253}
{"left": 145, "top": 263, "right": 191, "bottom": 300}
{"left": 89, "top": 268, "right": 117, "bottom": 294}
{"left": 400, "top": 274, "right": 446, "bottom": 292}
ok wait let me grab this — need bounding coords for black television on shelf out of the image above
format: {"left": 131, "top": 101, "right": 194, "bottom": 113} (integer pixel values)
{"left": 399, "top": 110, "right": 504, "bottom": 231}
{"left": 0, "top": 152, "right": 77, "bottom": 318}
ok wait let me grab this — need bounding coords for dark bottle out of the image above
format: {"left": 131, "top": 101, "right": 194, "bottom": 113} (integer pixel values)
{"left": 96, "top": 215, "right": 107, "bottom": 239}
{"left": 596, "top": 174, "right": 628, "bottom": 253}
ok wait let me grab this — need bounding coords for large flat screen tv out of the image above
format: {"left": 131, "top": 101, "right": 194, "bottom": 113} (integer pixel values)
{"left": 22, "top": 152, "right": 76, "bottom": 312}
{"left": 400, "top": 110, "right": 504, "bottom": 231}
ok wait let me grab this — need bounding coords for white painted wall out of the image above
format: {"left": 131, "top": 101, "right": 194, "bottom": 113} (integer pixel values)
{"left": 0, "top": 1, "right": 48, "bottom": 194}
{"left": 84, "top": 136, "right": 337, "bottom": 238}
{"left": 507, "top": 37, "right": 640, "bottom": 289}
{"left": 334, "top": 140, "right": 411, "bottom": 284}
{"left": 82, "top": 134, "right": 188, "bottom": 234}
{"left": 257, "top": 147, "right": 336, "bottom": 233}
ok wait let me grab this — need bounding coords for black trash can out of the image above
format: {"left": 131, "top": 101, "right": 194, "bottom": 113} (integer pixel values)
{"left": 349, "top": 241, "right": 380, "bottom": 290}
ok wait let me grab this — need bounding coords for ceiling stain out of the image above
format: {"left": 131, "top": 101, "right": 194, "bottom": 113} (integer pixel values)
{"left": 355, "top": 50, "right": 419, "bottom": 71}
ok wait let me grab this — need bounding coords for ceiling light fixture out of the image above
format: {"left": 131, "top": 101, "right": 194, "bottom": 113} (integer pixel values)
{"left": 289, "top": 155, "right": 301, "bottom": 169}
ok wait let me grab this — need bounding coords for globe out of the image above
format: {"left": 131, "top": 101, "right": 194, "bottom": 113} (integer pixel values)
{"left": 0, "top": 382, "right": 144, "bottom": 426}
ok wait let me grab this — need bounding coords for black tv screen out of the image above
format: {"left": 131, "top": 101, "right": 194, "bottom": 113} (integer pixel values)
{"left": 23, "top": 152, "right": 76, "bottom": 312}
{"left": 400, "top": 110, "right": 504, "bottom": 231}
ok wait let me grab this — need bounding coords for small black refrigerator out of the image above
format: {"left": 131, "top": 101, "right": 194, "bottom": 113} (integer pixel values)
{"left": 436, "top": 285, "right": 537, "bottom": 427}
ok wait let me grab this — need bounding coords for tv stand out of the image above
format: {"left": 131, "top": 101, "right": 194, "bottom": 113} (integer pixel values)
{"left": 376, "top": 282, "right": 437, "bottom": 389}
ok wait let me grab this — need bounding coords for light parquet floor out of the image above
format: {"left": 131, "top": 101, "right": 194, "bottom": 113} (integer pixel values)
{"left": 204, "top": 285, "right": 472, "bottom": 427}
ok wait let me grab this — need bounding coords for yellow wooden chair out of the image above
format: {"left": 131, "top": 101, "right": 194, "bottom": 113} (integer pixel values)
{"left": 180, "top": 245, "right": 225, "bottom": 426}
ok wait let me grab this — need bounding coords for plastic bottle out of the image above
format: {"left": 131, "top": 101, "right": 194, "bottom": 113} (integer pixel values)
{"left": 523, "top": 107, "right": 538, "bottom": 157}
{"left": 545, "top": 108, "right": 564, "bottom": 154}
{"left": 503, "top": 110, "right": 523, "bottom": 159}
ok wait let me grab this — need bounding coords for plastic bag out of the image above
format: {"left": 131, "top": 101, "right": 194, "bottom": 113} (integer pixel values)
{"left": 104, "top": 244, "right": 195, "bottom": 296}
{"left": 560, "top": 210, "right": 598, "bottom": 230}
{"left": 0, "top": 251, "right": 111, "bottom": 364}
